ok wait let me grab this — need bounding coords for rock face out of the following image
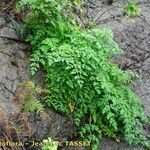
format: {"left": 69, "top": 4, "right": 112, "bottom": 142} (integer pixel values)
{"left": 0, "top": 13, "right": 29, "bottom": 116}
{"left": 0, "top": 0, "right": 150, "bottom": 150}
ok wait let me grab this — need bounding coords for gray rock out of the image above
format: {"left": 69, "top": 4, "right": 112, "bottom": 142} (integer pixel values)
{"left": 0, "top": 27, "right": 18, "bottom": 39}
{"left": 101, "top": 138, "right": 144, "bottom": 150}
{"left": 0, "top": 16, "right": 5, "bottom": 27}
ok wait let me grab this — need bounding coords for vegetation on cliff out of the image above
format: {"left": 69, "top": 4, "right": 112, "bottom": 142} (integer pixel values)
{"left": 16, "top": 0, "right": 150, "bottom": 149}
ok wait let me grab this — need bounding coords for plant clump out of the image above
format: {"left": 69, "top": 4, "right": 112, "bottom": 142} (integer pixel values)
{"left": 16, "top": 0, "right": 149, "bottom": 149}
{"left": 15, "top": 81, "right": 49, "bottom": 115}
{"left": 124, "top": 2, "right": 141, "bottom": 17}
{"left": 42, "top": 137, "right": 58, "bottom": 150}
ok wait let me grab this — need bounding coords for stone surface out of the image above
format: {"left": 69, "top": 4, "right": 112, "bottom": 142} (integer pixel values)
{"left": 0, "top": 18, "right": 28, "bottom": 115}
{"left": 0, "top": 0, "right": 150, "bottom": 150}
{"left": 0, "top": 16, "right": 5, "bottom": 27}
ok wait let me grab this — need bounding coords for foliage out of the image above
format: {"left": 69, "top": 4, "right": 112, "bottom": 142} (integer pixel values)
{"left": 15, "top": 81, "right": 48, "bottom": 114}
{"left": 124, "top": 2, "right": 141, "bottom": 17}
{"left": 17, "top": 0, "right": 149, "bottom": 149}
{"left": 41, "top": 137, "right": 58, "bottom": 150}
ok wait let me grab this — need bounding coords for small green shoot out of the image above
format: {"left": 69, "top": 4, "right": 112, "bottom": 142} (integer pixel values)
{"left": 124, "top": 2, "right": 141, "bottom": 17}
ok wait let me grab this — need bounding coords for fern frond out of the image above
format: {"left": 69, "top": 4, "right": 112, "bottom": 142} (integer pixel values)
{"left": 24, "top": 98, "right": 44, "bottom": 114}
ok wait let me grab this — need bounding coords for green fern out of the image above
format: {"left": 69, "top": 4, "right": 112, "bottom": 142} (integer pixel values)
{"left": 23, "top": 98, "right": 44, "bottom": 114}
{"left": 16, "top": 0, "right": 150, "bottom": 149}
{"left": 16, "top": 81, "right": 45, "bottom": 115}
